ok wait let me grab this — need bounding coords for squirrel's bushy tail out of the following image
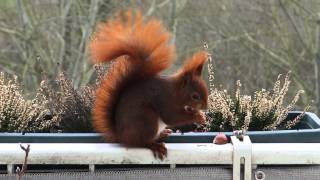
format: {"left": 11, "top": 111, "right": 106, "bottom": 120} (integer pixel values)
{"left": 90, "top": 10, "right": 175, "bottom": 76}
{"left": 89, "top": 10, "right": 175, "bottom": 141}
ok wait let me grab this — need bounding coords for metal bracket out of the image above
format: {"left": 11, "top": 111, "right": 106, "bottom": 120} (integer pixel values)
{"left": 89, "top": 164, "right": 95, "bottom": 173}
{"left": 231, "top": 135, "right": 252, "bottom": 180}
{"left": 7, "top": 164, "right": 14, "bottom": 174}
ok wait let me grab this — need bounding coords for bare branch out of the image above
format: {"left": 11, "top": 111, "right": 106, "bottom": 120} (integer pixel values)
{"left": 16, "top": 144, "right": 30, "bottom": 180}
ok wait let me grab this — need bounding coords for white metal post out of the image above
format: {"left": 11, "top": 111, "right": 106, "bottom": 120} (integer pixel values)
{"left": 231, "top": 136, "right": 252, "bottom": 180}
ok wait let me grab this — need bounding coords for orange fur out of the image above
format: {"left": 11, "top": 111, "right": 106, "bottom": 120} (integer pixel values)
{"left": 89, "top": 10, "right": 175, "bottom": 76}
{"left": 177, "top": 51, "right": 208, "bottom": 76}
{"left": 90, "top": 10, "right": 175, "bottom": 141}
{"left": 92, "top": 58, "right": 132, "bottom": 141}
{"left": 89, "top": 10, "right": 208, "bottom": 159}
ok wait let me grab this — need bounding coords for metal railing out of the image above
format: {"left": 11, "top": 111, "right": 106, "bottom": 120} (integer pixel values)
{"left": 1, "top": 136, "right": 320, "bottom": 179}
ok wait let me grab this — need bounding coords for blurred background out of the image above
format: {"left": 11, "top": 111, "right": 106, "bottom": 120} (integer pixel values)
{"left": 0, "top": 0, "right": 319, "bottom": 114}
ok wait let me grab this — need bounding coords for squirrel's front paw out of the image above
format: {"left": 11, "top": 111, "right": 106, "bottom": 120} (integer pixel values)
{"left": 195, "top": 111, "right": 206, "bottom": 125}
{"left": 157, "top": 129, "right": 173, "bottom": 142}
{"left": 184, "top": 105, "right": 206, "bottom": 124}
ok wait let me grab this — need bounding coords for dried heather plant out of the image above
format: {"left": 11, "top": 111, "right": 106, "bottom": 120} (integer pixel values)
{"left": 204, "top": 42, "right": 214, "bottom": 94}
{"left": 38, "top": 64, "right": 106, "bottom": 132}
{"left": 206, "top": 72, "right": 305, "bottom": 131}
{"left": 0, "top": 72, "right": 50, "bottom": 132}
{"left": 38, "top": 73, "right": 93, "bottom": 132}
{"left": 0, "top": 63, "right": 106, "bottom": 133}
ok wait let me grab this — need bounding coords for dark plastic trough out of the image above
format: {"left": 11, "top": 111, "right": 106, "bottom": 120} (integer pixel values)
{"left": 0, "top": 112, "right": 319, "bottom": 143}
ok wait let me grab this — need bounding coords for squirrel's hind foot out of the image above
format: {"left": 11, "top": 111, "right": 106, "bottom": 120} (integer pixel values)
{"left": 148, "top": 142, "right": 167, "bottom": 160}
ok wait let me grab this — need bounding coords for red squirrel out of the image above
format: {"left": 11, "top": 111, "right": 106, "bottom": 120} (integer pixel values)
{"left": 89, "top": 10, "right": 208, "bottom": 160}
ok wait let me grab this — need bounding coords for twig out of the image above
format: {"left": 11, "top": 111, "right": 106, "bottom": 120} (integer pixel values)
{"left": 285, "top": 105, "right": 311, "bottom": 129}
{"left": 16, "top": 144, "right": 30, "bottom": 180}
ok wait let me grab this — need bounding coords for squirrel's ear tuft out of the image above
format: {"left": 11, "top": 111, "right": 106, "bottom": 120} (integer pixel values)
{"left": 194, "top": 60, "right": 205, "bottom": 76}
{"left": 180, "top": 51, "right": 208, "bottom": 77}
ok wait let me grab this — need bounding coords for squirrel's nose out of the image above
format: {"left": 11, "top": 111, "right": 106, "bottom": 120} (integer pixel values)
{"left": 195, "top": 103, "right": 207, "bottom": 110}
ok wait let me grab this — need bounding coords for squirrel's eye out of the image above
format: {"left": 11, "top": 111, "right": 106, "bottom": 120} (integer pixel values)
{"left": 191, "top": 93, "right": 200, "bottom": 100}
